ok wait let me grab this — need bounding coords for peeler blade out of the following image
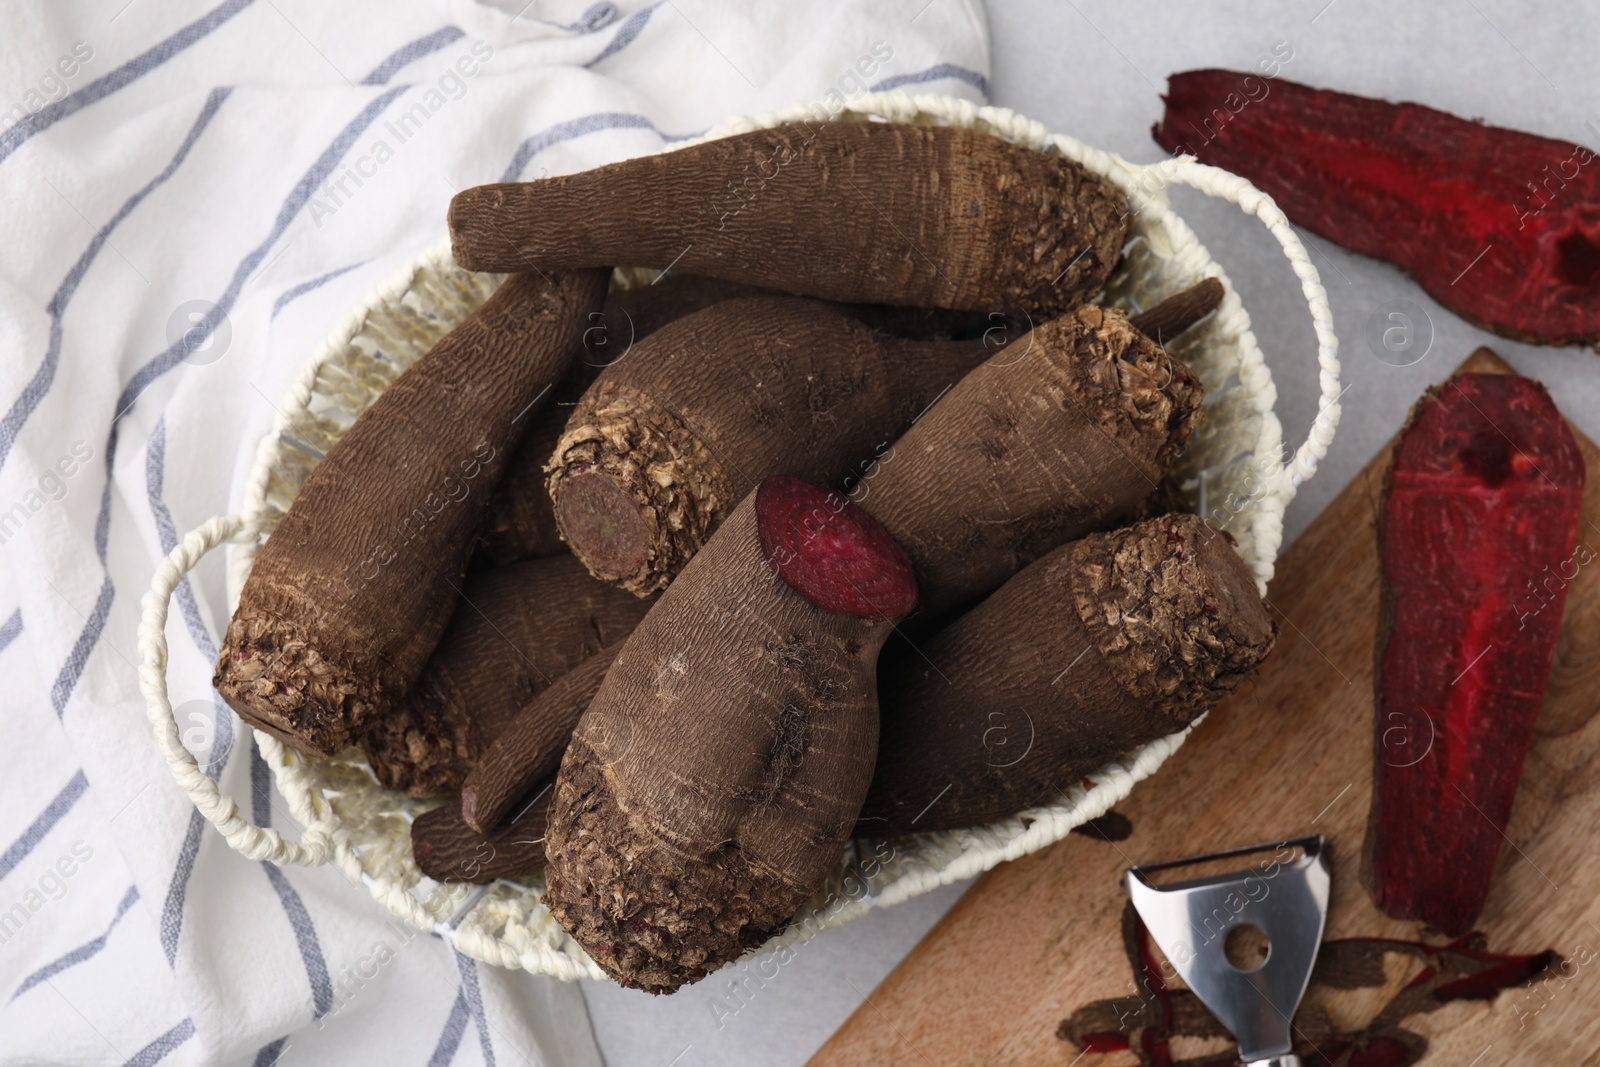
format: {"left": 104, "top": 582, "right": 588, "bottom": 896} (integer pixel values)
{"left": 1124, "top": 834, "right": 1330, "bottom": 1066}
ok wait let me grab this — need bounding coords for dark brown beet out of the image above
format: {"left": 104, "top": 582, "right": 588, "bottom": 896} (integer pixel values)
{"left": 857, "top": 513, "right": 1275, "bottom": 834}
{"left": 859, "top": 303, "right": 1204, "bottom": 622}
{"left": 1127, "top": 277, "right": 1224, "bottom": 344}
{"left": 412, "top": 787, "right": 552, "bottom": 884}
{"left": 547, "top": 295, "right": 994, "bottom": 595}
{"left": 449, "top": 122, "right": 1127, "bottom": 318}
{"left": 1115, "top": 474, "right": 1193, "bottom": 525}
{"left": 471, "top": 276, "right": 770, "bottom": 570}
{"left": 360, "top": 555, "right": 650, "bottom": 796}
{"left": 460, "top": 645, "right": 620, "bottom": 835}
{"left": 469, "top": 365, "right": 594, "bottom": 569}
{"left": 214, "top": 269, "right": 609, "bottom": 755}
{"left": 542, "top": 479, "right": 911, "bottom": 992}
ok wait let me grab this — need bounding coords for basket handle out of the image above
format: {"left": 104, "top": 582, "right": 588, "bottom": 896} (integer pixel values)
{"left": 1136, "top": 156, "right": 1343, "bottom": 502}
{"left": 137, "top": 514, "right": 335, "bottom": 867}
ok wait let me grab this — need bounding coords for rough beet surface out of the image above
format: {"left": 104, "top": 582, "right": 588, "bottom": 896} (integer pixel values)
{"left": 861, "top": 303, "right": 1204, "bottom": 622}
{"left": 546, "top": 295, "right": 996, "bottom": 596}
{"left": 360, "top": 556, "right": 649, "bottom": 797}
{"left": 858, "top": 513, "right": 1275, "bottom": 834}
{"left": 542, "top": 488, "right": 902, "bottom": 992}
{"left": 412, "top": 788, "right": 552, "bottom": 884}
{"left": 214, "top": 269, "right": 609, "bottom": 755}
{"left": 450, "top": 122, "right": 1129, "bottom": 318}
{"left": 460, "top": 644, "right": 622, "bottom": 835}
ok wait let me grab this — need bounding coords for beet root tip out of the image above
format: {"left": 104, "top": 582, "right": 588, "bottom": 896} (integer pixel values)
{"left": 459, "top": 787, "right": 482, "bottom": 835}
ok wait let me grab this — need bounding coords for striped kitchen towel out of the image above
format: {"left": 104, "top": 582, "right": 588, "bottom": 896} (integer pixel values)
{"left": 0, "top": 0, "right": 989, "bottom": 1063}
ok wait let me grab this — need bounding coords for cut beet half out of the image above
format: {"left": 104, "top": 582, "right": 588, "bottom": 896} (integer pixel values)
{"left": 1369, "top": 371, "right": 1584, "bottom": 935}
{"left": 756, "top": 474, "right": 917, "bottom": 618}
{"left": 1153, "top": 70, "right": 1600, "bottom": 346}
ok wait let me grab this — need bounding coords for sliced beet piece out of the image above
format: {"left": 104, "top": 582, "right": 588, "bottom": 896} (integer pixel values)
{"left": 1153, "top": 70, "right": 1600, "bottom": 346}
{"left": 1369, "top": 372, "right": 1584, "bottom": 935}
{"left": 756, "top": 474, "right": 917, "bottom": 618}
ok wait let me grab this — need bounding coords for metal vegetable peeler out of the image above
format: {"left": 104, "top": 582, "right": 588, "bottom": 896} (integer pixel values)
{"left": 1124, "top": 834, "right": 1330, "bottom": 1067}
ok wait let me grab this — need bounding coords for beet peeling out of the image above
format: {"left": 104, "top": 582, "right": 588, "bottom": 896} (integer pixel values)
{"left": 757, "top": 474, "right": 918, "bottom": 618}
{"left": 1370, "top": 373, "right": 1584, "bottom": 935}
{"left": 1153, "top": 70, "right": 1600, "bottom": 346}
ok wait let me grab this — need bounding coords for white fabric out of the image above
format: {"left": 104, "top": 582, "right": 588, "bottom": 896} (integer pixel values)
{"left": 0, "top": 2, "right": 989, "bottom": 1063}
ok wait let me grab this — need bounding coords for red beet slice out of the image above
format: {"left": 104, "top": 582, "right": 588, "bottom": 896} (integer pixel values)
{"left": 1153, "top": 70, "right": 1600, "bottom": 346}
{"left": 1370, "top": 372, "right": 1584, "bottom": 935}
{"left": 756, "top": 474, "right": 917, "bottom": 618}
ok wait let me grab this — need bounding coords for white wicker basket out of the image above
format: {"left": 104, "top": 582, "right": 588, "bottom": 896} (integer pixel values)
{"left": 137, "top": 92, "right": 1340, "bottom": 982}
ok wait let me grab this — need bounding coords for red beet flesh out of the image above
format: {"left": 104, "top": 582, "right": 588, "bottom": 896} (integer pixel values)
{"left": 1371, "top": 373, "right": 1584, "bottom": 935}
{"left": 755, "top": 475, "right": 917, "bottom": 618}
{"left": 1153, "top": 70, "right": 1600, "bottom": 345}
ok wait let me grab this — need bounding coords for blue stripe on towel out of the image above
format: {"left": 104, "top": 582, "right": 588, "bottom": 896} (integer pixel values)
{"left": 48, "top": 576, "right": 111, "bottom": 719}
{"left": 0, "top": 608, "right": 21, "bottom": 653}
{"left": 499, "top": 111, "right": 657, "bottom": 182}
{"left": 584, "top": 1, "right": 663, "bottom": 68}
{"left": 250, "top": 743, "right": 274, "bottom": 829}
{"left": 145, "top": 417, "right": 232, "bottom": 967}
{"left": 157, "top": 810, "right": 205, "bottom": 966}
{"left": 259, "top": 862, "right": 335, "bottom": 1017}
{"left": 0, "top": 0, "right": 256, "bottom": 167}
{"left": 107, "top": 85, "right": 409, "bottom": 431}
{"left": 252, "top": 1037, "right": 290, "bottom": 1066}
{"left": 0, "top": 86, "right": 231, "bottom": 475}
{"left": 144, "top": 419, "right": 233, "bottom": 775}
{"left": 361, "top": 26, "right": 466, "bottom": 86}
{"left": 454, "top": 951, "right": 496, "bottom": 1067}
{"left": 274, "top": 28, "right": 449, "bottom": 315}
{"left": 271, "top": 260, "right": 368, "bottom": 320}
{"left": 47, "top": 84, "right": 407, "bottom": 719}
{"left": 0, "top": 770, "right": 88, "bottom": 883}
{"left": 121, "top": 1017, "right": 195, "bottom": 1067}
{"left": 10, "top": 884, "right": 140, "bottom": 1000}
{"left": 1, "top": 17, "right": 450, "bottom": 472}
{"left": 247, "top": 744, "right": 342, "bottom": 1011}
{"left": 869, "top": 62, "right": 989, "bottom": 98}
{"left": 427, "top": 989, "right": 472, "bottom": 1067}
{"left": 146, "top": 419, "right": 333, "bottom": 1015}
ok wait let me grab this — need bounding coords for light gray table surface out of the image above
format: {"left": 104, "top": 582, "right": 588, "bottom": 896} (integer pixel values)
{"left": 582, "top": 2, "right": 1600, "bottom": 1063}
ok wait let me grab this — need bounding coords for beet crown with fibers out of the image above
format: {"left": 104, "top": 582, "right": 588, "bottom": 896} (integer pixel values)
{"left": 545, "top": 294, "right": 997, "bottom": 596}
{"left": 473, "top": 276, "right": 778, "bottom": 569}
{"left": 542, "top": 477, "right": 913, "bottom": 992}
{"left": 213, "top": 269, "right": 609, "bottom": 755}
{"left": 859, "top": 512, "right": 1275, "bottom": 835}
{"left": 449, "top": 121, "right": 1129, "bottom": 318}
{"left": 1368, "top": 371, "right": 1583, "bottom": 935}
{"left": 860, "top": 301, "right": 1204, "bottom": 620}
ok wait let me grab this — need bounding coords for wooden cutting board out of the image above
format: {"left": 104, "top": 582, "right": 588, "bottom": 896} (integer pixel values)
{"left": 811, "top": 349, "right": 1600, "bottom": 1067}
